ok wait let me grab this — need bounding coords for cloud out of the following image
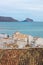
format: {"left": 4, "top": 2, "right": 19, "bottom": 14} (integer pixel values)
{"left": 0, "top": 0, "right": 43, "bottom": 12}
{"left": 0, "top": 0, "right": 43, "bottom": 11}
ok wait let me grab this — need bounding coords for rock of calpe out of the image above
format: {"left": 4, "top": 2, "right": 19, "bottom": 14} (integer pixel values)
{"left": 22, "top": 18, "right": 33, "bottom": 22}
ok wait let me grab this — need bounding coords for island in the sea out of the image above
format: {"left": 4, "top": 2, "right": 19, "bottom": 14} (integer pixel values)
{"left": 22, "top": 18, "right": 33, "bottom": 22}
{"left": 0, "top": 16, "right": 33, "bottom": 22}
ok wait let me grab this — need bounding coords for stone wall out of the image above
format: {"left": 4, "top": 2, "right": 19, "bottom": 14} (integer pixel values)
{"left": 0, "top": 48, "right": 43, "bottom": 65}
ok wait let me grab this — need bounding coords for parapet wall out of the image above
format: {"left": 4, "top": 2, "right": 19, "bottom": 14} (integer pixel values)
{"left": 0, "top": 48, "right": 43, "bottom": 65}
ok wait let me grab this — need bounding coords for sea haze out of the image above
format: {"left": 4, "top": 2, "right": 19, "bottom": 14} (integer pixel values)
{"left": 0, "top": 22, "right": 43, "bottom": 37}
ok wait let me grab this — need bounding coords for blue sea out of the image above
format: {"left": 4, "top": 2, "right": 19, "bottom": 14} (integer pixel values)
{"left": 0, "top": 22, "right": 43, "bottom": 37}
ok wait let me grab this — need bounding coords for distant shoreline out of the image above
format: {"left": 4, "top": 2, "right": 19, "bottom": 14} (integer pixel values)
{"left": 0, "top": 16, "right": 33, "bottom": 22}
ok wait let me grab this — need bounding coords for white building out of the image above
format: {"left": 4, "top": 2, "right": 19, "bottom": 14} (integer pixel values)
{"left": 0, "top": 33, "right": 9, "bottom": 38}
{"left": 35, "top": 38, "right": 43, "bottom": 47}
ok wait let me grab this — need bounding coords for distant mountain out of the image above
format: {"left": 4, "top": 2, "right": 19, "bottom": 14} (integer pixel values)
{"left": 0, "top": 16, "right": 18, "bottom": 22}
{"left": 22, "top": 18, "right": 33, "bottom": 22}
{"left": 0, "top": 16, "right": 33, "bottom": 22}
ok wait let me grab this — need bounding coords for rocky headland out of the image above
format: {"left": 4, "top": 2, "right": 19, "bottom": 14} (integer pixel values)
{"left": 0, "top": 32, "right": 43, "bottom": 49}
{"left": 0, "top": 16, "right": 33, "bottom": 22}
{"left": 22, "top": 18, "right": 33, "bottom": 22}
{"left": 0, "top": 16, "right": 19, "bottom": 22}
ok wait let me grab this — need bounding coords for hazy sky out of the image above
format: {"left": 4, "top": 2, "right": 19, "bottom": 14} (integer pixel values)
{"left": 0, "top": 0, "right": 43, "bottom": 21}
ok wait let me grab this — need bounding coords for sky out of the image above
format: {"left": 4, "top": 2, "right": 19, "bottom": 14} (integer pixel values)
{"left": 0, "top": 0, "right": 43, "bottom": 21}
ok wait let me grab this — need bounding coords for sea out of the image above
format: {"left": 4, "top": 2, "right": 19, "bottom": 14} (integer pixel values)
{"left": 0, "top": 22, "right": 43, "bottom": 38}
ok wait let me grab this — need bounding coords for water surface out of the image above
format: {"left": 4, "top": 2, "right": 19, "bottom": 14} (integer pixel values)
{"left": 0, "top": 22, "right": 43, "bottom": 37}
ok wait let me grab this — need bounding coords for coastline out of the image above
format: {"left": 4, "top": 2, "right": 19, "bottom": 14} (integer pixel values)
{"left": 0, "top": 31, "right": 43, "bottom": 49}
